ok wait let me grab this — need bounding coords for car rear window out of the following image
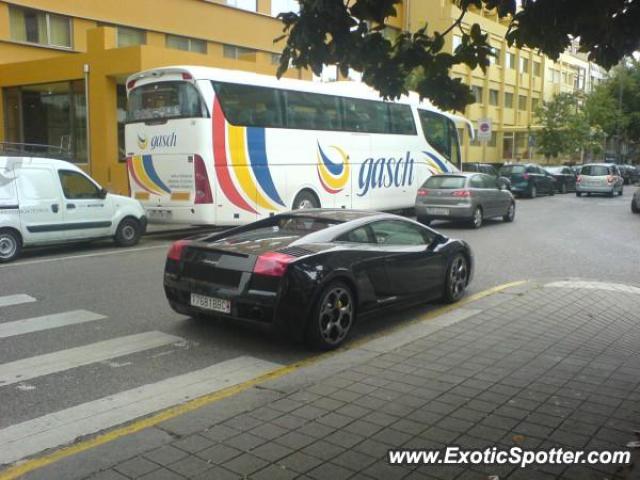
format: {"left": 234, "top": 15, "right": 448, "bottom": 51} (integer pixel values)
{"left": 581, "top": 165, "right": 610, "bottom": 176}
{"left": 500, "top": 165, "right": 525, "bottom": 175}
{"left": 423, "top": 176, "right": 467, "bottom": 189}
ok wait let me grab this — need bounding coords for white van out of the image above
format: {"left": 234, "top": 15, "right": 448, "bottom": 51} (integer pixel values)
{"left": 0, "top": 156, "right": 147, "bottom": 263}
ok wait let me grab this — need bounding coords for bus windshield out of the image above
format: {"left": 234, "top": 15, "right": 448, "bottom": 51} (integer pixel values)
{"left": 127, "top": 81, "right": 207, "bottom": 123}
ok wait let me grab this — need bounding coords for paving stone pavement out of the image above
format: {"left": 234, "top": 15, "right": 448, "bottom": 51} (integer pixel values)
{"left": 25, "top": 280, "right": 640, "bottom": 480}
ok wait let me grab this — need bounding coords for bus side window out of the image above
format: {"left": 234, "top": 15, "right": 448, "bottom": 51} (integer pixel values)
{"left": 419, "top": 110, "right": 450, "bottom": 160}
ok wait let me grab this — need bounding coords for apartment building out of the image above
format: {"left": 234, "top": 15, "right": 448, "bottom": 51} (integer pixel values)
{"left": 0, "top": 0, "right": 304, "bottom": 194}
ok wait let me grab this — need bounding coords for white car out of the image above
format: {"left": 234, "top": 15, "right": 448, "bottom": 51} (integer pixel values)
{"left": 0, "top": 156, "right": 147, "bottom": 263}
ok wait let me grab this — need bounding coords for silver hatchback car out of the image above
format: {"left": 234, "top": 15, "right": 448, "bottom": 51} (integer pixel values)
{"left": 576, "top": 164, "right": 624, "bottom": 197}
{"left": 415, "top": 173, "right": 515, "bottom": 228}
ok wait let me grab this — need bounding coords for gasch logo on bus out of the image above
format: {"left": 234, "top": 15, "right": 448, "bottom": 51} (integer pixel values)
{"left": 137, "top": 132, "right": 177, "bottom": 150}
{"left": 357, "top": 152, "right": 415, "bottom": 197}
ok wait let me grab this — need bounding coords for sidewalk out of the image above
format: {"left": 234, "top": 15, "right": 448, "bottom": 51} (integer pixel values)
{"left": 19, "top": 280, "right": 640, "bottom": 480}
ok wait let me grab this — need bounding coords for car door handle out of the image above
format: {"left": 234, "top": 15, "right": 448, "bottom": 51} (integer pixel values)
{"left": 67, "top": 203, "right": 76, "bottom": 210}
{"left": 51, "top": 203, "right": 59, "bottom": 213}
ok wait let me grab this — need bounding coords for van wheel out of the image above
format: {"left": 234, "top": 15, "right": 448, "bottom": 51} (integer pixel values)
{"left": 292, "top": 190, "right": 320, "bottom": 210}
{"left": 0, "top": 229, "right": 21, "bottom": 263}
{"left": 114, "top": 218, "right": 142, "bottom": 247}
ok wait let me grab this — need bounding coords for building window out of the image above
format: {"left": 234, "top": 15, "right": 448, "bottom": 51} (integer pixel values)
{"left": 533, "top": 61, "right": 541, "bottom": 77}
{"left": 225, "top": 0, "right": 257, "bottom": 11}
{"left": 518, "top": 95, "right": 527, "bottom": 110}
{"left": 471, "top": 85, "right": 484, "bottom": 104}
{"left": 271, "top": 0, "right": 300, "bottom": 16}
{"left": 504, "top": 92, "right": 514, "bottom": 108}
{"left": 223, "top": 44, "right": 257, "bottom": 61}
{"left": 549, "top": 69, "right": 561, "bottom": 83}
{"left": 488, "top": 132, "right": 497, "bottom": 147}
{"left": 9, "top": 6, "right": 71, "bottom": 48}
{"left": 519, "top": 57, "right": 529, "bottom": 74}
{"left": 3, "top": 80, "right": 87, "bottom": 162}
{"left": 489, "top": 89, "right": 499, "bottom": 106}
{"left": 532, "top": 97, "right": 540, "bottom": 112}
{"left": 503, "top": 132, "right": 514, "bottom": 159}
{"left": 166, "top": 35, "right": 207, "bottom": 53}
{"left": 490, "top": 47, "right": 501, "bottom": 66}
{"left": 506, "top": 52, "right": 516, "bottom": 70}
{"left": 117, "top": 26, "right": 146, "bottom": 47}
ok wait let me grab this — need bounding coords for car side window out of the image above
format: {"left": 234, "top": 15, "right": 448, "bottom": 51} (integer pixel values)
{"left": 336, "top": 226, "right": 375, "bottom": 244}
{"left": 369, "top": 221, "right": 432, "bottom": 246}
{"left": 483, "top": 175, "right": 498, "bottom": 189}
{"left": 58, "top": 170, "right": 101, "bottom": 199}
{"left": 526, "top": 166, "right": 536, "bottom": 173}
{"left": 470, "top": 175, "right": 484, "bottom": 188}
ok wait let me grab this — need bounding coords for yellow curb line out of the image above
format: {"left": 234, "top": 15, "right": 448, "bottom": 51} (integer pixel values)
{"left": 0, "top": 279, "right": 527, "bottom": 480}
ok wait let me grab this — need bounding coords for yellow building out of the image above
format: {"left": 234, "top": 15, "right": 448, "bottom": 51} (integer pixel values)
{"left": 0, "top": 0, "right": 305, "bottom": 194}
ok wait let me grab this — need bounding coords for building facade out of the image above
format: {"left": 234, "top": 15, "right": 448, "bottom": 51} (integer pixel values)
{"left": 0, "top": 0, "right": 305, "bottom": 194}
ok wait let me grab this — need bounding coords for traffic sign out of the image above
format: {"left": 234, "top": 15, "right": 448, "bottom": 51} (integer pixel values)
{"left": 477, "top": 118, "right": 492, "bottom": 142}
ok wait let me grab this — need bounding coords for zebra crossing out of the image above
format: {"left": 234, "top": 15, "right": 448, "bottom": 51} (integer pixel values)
{"left": 0, "top": 293, "right": 281, "bottom": 467}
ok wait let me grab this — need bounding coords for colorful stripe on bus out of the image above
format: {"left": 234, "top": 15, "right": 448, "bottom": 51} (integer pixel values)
{"left": 127, "top": 155, "right": 171, "bottom": 195}
{"left": 213, "top": 98, "right": 285, "bottom": 213}
{"left": 317, "top": 143, "right": 350, "bottom": 194}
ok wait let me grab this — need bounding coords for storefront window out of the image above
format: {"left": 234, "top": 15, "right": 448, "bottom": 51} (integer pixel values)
{"left": 2, "top": 80, "right": 87, "bottom": 162}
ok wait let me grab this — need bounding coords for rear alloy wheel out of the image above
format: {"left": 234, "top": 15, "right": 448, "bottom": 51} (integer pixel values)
{"left": 292, "top": 190, "right": 320, "bottom": 210}
{"left": 503, "top": 202, "right": 516, "bottom": 222}
{"left": 0, "top": 230, "right": 21, "bottom": 263}
{"left": 529, "top": 184, "right": 537, "bottom": 199}
{"left": 470, "top": 207, "right": 483, "bottom": 229}
{"left": 307, "top": 282, "right": 354, "bottom": 350}
{"left": 114, "top": 218, "right": 142, "bottom": 247}
{"left": 442, "top": 254, "right": 469, "bottom": 303}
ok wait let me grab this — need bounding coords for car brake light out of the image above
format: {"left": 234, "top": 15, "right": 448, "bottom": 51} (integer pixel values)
{"left": 126, "top": 79, "right": 137, "bottom": 90}
{"left": 194, "top": 154, "right": 213, "bottom": 204}
{"left": 253, "top": 252, "right": 295, "bottom": 277}
{"left": 182, "top": 72, "right": 193, "bottom": 80}
{"left": 452, "top": 190, "right": 471, "bottom": 197}
{"left": 606, "top": 175, "right": 615, "bottom": 184}
{"left": 167, "top": 240, "right": 190, "bottom": 261}
{"left": 417, "top": 189, "right": 429, "bottom": 197}
{"left": 576, "top": 175, "right": 582, "bottom": 183}
{"left": 523, "top": 173, "right": 530, "bottom": 180}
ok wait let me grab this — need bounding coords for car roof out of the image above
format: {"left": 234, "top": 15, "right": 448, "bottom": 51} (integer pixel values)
{"left": 431, "top": 172, "right": 475, "bottom": 177}
{"left": 283, "top": 208, "right": 384, "bottom": 223}
{"left": 0, "top": 156, "right": 84, "bottom": 172}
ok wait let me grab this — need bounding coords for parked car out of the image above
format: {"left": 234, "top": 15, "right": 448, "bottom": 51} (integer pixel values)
{"left": 164, "top": 209, "right": 473, "bottom": 350}
{"left": 616, "top": 164, "right": 633, "bottom": 185}
{"left": 499, "top": 163, "right": 556, "bottom": 198}
{"left": 576, "top": 163, "right": 624, "bottom": 197}
{"left": 461, "top": 162, "right": 512, "bottom": 191}
{"left": 0, "top": 156, "right": 147, "bottom": 263}
{"left": 545, "top": 166, "right": 577, "bottom": 193}
{"left": 414, "top": 173, "right": 515, "bottom": 228}
{"left": 632, "top": 187, "right": 640, "bottom": 213}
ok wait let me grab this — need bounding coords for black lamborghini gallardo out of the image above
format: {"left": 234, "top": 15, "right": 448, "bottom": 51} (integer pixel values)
{"left": 164, "top": 209, "right": 473, "bottom": 350}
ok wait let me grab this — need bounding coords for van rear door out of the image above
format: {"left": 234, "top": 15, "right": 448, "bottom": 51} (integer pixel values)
{"left": 0, "top": 162, "right": 19, "bottom": 229}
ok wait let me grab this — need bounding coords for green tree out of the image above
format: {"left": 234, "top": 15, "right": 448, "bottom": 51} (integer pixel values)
{"left": 276, "top": 0, "right": 638, "bottom": 111}
{"left": 535, "top": 93, "right": 590, "bottom": 159}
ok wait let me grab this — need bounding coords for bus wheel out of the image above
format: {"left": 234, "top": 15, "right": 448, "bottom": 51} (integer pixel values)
{"left": 293, "top": 190, "right": 320, "bottom": 210}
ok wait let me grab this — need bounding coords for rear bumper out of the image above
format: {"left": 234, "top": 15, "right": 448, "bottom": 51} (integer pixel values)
{"left": 576, "top": 184, "right": 615, "bottom": 193}
{"left": 415, "top": 203, "right": 474, "bottom": 220}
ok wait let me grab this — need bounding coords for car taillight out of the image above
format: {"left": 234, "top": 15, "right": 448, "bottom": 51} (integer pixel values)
{"left": 452, "top": 190, "right": 471, "bottom": 197}
{"left": 126, "top": 79, "right": 137, "bottom": 90}
{"left": 417, "top": 189, "right": 429, "bottom": 197}
{"left": 523, "top": 173, "right": 530, "bottom": 180}
{"left": 182, "top": 72, "right": 193, "bottom": 80}
{"left": 167, "top": 240, "right": 190, "bottom": 261}
{"left": 194, "top": 154, "right": 213, "bottom": 204}
{"left": 576, "top": 175, "right": 582, "bottom": 183}
{"left": 606, "top": 175, "right": 615, "bottom": 184}
{"left": 253, "top": 252, "right": 295, "bottom": 277}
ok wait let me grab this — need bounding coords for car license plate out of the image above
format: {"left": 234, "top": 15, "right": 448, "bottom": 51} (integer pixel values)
{"left": 147, "top": 209, "right": 172, "bottom": 218}
{"left": 190, "top": 293, "right": 231, "bottom": 314}
{"left": 426, "top": 207, "right": 450, "bottom": 215}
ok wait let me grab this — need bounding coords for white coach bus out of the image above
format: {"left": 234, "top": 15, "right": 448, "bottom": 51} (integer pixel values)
{"left": 124, "top": 65, "right": 472, "bottom": 225}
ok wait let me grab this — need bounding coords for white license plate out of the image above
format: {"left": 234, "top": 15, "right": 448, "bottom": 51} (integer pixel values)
{"left": 148, "top": 209, "right": 172, "bottom": 218}
{"left": 426, "top": 208, "right": 450, "bottom": 215}
{"left": 190, "top": 293, "right": 231, "bottom": 314}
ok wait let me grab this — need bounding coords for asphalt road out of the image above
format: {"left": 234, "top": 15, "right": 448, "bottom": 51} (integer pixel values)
{"left": 0, "top": 188, "right": 638, "bottom": 456}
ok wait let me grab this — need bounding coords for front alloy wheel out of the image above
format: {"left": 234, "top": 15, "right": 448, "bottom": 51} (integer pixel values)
{"left": 443, "top": 254, "right": 469, "bottom": 303}
{"left": 503, "top": 202, "right": 515, "bottom": 222}
{"left": 307, "top": 282, "right": 354, "bottom": 350}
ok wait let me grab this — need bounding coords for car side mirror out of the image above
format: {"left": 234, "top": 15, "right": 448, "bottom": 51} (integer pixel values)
{"left": 98, "top": 188, "right": 108, "bottom": 199}
{"left": 427, "top": 233, "right": 447, "bottom": 251}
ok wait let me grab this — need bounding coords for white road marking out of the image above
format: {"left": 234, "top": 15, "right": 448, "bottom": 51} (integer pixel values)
{"left": 0, "top": 310, "right": 106, "bottom": 339}
{"left": 0, "top": 356, "right": 281, "bottom": 465}
{"left": 0, "top": 331, "right": 182, "bottom": 387}
{"left": 545, "top": 280, "right": 640, "bottom": 295}
{"left": 0, "top": 245, "right": 168, "bottom": 270}
{"left": 0, "top": 294, "right": 36, "bottom": 309}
